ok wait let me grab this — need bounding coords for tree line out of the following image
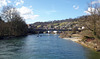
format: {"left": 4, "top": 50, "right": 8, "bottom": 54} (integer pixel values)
{"left": 0, "top": 5, "right": 28, "bottom": 38}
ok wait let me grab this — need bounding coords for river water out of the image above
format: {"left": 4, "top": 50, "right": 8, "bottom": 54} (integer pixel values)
{"left": 0, "top": 34, "right": 100, "bottom": 59}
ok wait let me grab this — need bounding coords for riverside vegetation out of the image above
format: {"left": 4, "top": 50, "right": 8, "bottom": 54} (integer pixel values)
{"left": 0, "top": 5, "right": 28, "bottom": 39}
{"left": 60, "top": 4, "right": 100, "bottom": 51}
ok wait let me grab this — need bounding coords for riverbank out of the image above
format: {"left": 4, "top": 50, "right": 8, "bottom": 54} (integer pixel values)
{"left": 63, "top": 37, "right": 82, "bottom": 42}
{"left": 0, "top": 30, "right": 39, "bottom": 40}
{"left": 60, "top": 34, "right": 100, "bottom": 52}
{"left": 62, "top": 37, "right": 95, "bottom": 50}
{"left": 0, "top": 34, "right": 28, "bottom": 40}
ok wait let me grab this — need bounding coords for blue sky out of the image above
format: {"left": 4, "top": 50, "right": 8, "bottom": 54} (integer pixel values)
{"left": 0, "top": 0, "right": 98, "bottom": 24}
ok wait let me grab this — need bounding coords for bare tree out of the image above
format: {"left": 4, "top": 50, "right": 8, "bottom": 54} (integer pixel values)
{"left": 1, "top": 5, "right": 20, "bottom": 22}
{"left": 0, "top": 5, "right": 28, "bottom": 36}
{"left": 80, "top": 4, "right": 100, "bottom": 40}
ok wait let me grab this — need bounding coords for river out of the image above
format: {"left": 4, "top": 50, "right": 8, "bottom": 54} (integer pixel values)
{"left": 0, "top": 34, "right": 100, "bottom": 59}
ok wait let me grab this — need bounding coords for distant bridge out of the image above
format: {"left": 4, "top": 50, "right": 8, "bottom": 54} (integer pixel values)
{"left": 28, "top": 28, "right": 74, "bottom": 34}
{"left": 30, "top": 29, "right": 73, "bottom": 31}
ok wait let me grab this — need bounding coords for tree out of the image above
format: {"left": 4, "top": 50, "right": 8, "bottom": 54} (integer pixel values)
{"left": 0, "top": 17, "right": 4, "bottom": 23}
{"left": 1, "top": 5, "right": 19, "bottom": 22}
{"left": 0, "top": 16, "right": 3, "bottom": 36}
{"left": 11, "top": 15, "right": 28, "bottom": 36}
{"left": 1, "top": 5, "right": 28, "bottom": 36}
{"left": 80, "top": 4, "right": 100, "bottom": 40}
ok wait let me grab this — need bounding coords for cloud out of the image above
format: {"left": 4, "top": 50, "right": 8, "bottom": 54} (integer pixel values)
{"left": 0, "top": 0, "right": 12, "bottom": 8}
{"left": 22, "top": 15, "right": 39, "bottom": 20}
{"left": 84, "top": 7, "right": 97, "bottom": 14}
{"left": 7, "top": 0, "right": 11, "bottom": 3}
{"left": 17, "top": 6, "right": 39, "bottom": 20}
{"left": 91, "top": 0, "right": 100, "bottom": 4}
{"left": 85, "top": 0, "right": 100, "bottom": 14}
{"left": 73, "top": 5, "right": 79, "bottom": 10}
{"left": 0, "top": 0, "right": 7, "bottom": 8}
{"left": 15, "top": 0, "right": 24, "bottom": 6}
{"left": 17, "top": 6, "right": 33, "bottom": 15}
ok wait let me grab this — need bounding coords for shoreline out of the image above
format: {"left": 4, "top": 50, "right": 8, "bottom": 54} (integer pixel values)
{"left": 61, "top": 37, "right": 99, "bottom": 51}
{"left": 0, "top": 35, "right": 28, "bottom": 40}
{"left": 63, "top": 37, "right": 82, "bottom": 42}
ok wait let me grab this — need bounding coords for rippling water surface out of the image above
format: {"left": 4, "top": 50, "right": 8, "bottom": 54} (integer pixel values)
{"left": 0, "top": 34, "right": 100, "bottom": 59}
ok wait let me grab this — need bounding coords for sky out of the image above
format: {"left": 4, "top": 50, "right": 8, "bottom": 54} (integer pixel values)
{"left": 0, "top": 0, "right": 99, "bottom": 24}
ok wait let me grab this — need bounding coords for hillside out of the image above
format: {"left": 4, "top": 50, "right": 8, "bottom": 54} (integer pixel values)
{"left": 29, "top": 18, "right": 80, "bottom": 30}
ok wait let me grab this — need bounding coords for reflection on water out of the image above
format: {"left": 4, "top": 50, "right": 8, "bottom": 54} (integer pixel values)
{"left": 0, "top": 34, "right": 100, "bottom": 59}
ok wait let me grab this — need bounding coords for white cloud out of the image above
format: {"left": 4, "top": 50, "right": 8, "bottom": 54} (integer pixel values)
{"left": 84, "top": 7, "right": 98, "bottom": 14}
{"left": 0, "top": 0, "right": 7, "bottom": 8}
{"left": 84, "top": 11, "right": 90, "bottom": 14}
{"left": 15, "top": 0, "right": 24, "bottom": 6}
{"left": 17, "top": 6, "right": 33, "bottom": 15}
{"left": 0, "top": 0, "right": 12, "bottom": 8}
{"left": 91, "top": 0, "right": 100, "bottom": 4}
{"left": 85, "top": 0, "right": 100, "bottom": 14}
{"left": 73, "top": 5, "right": 79, "bottom": 10}
{"left": 17, "top": 6, "right": 39, "bottom": 20}
{"left": 7, "top": 0, "right": 11, "bottom": 3}
{"left": 22, "top": 15, "right": 39, "bottom": 20}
